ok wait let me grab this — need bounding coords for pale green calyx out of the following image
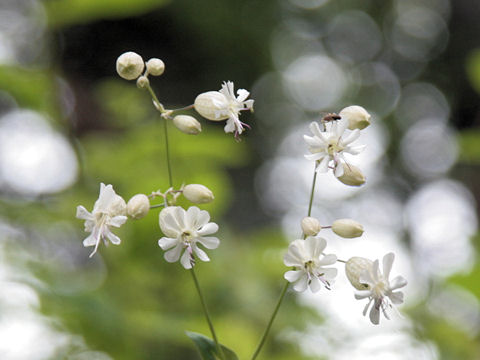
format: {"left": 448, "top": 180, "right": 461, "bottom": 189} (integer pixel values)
{"left": 173, "top": 115, "right": 202, "bottom": 135}
{"left": 337, "top": 164, "right": 366, "bottom": 186}
{"left": 332, "top": 219, "right": 364, "bottom": 238}
{"left": 116, "top": 51, "right": 145, "bottom": 80}
{"left": 146, "top": 58, "right": 165, "bottom": 76}
{"left": 345, "top": 256, "right": 373, "bottom": 290}
{"left": 127, "top": 194, "right": 150, "bottom": 219}
{"left": 183, "top": 184, "right": 214, "bottom": 204}
{"left": 136, "top": 75, "right": 150, "bottom": 89}
{"left": 339, "top": 105, "right": 371, "bottom": 130}
{"left": 301, "top": 216, "right": 321, "bottom": 236}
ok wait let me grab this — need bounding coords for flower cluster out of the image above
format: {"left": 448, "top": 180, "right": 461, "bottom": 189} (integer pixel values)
{"left": 304, "top": 106, "right": 370, "bottom": 184}
{"left": 281, "top": 107, "right": 407, "bottom": 324}
{"left": 74, "top": 52, "right": 407, "bottom": 359}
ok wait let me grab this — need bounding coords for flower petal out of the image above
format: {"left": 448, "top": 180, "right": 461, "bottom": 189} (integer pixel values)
{"left": 388, "top": 290, "right": 404, "bottom": 304}
{"left": 383, "top": 253, "right": 395, "bottom": 280}
{"left": 164, "top": 243, "right": 183, "bottom": 263}
{"left": 180, "top": 249, "right": 193, "bottom": 269}
{"left": 193, "top": 245, "right": 210, "bottom": 262}
{"left": 109, "top": 215, "right": 127, "bottom": 227}
{"left": 105, "top": 229, "right": 121, "bottom": 245}
{"left": 318, "top": 253, "right": 337, "bottom": 266}
{"left": 76, "top": 206, "right": 93, "bottom": 220}
{"left": 284, "top": 270, "right": 304, "bottom": 283}
{"left": 389, "top": 275, "right": 407, "bottom": 290}
{"left": 292, "top": 274, "right": 308, "bottom": 292}
{"left": 197, "top": 223, "right": 218, "bottom": 236}
{"left": 309, "top": 277, "right": 321, "bottom": 293}
{"left": 197, "top": 236, "right": 220, "bottom": 249}
{"left": 369, "top": 304, "right": 381, "bottom": 325}
{"left": 158, "top": 236, "right": 178, "bottom": 250}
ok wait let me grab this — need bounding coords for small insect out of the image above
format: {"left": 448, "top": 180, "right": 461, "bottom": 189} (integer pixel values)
{"left": 321, "top": 112, "right": 341, "bottom": 123}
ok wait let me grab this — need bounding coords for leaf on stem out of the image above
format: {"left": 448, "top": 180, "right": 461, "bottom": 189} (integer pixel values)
{"left": 186, "top": 331, "right": 239, "bottom": 360}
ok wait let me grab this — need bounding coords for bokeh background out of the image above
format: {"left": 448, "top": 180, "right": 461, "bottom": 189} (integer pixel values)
{"left": 1, "top": 0, "right": 480, "bottom": 359}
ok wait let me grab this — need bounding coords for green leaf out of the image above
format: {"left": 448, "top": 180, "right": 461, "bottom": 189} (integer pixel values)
{"left": 186, "top": 331, "right": 239, "bottom": 360}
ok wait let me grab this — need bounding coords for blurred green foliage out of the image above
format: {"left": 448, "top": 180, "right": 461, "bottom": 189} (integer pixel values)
{"left": 45, "top": 0, "right": 170, "bottom": 27}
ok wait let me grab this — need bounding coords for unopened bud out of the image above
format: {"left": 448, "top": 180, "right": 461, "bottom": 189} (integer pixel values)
{"left": 127, "top": 194, "right": 150, "bottom": 219}
{"left": 345, "top": 257, "right": 373, "bottom": 290}
{"left": 136, "top": 76, "right": 150, "bottom": 89}
{"left": 194, "top": 92, "right": 229, "bottom": 121}
{"left": 146, "top": 58, "right": 165, "bottom": 76}
{"left": 183, "top": 184, "right": 214, "bottom": 204}
{"left": 301, "top": 217, "right": 321, "bottom": 236}
{"left": 337, "top": 164, "right": 366, "bottom": 187}
{"left": 332, "top": 219, "right": 364, "bottom": 238}
{"left": 116, "top": 52, "right": 144, "bottom": 80}
{"left": 173, "top": 115, "right": 202, "bottom": 135}
{"left": 339, "top": 105, "right": 371, "bottom": 130}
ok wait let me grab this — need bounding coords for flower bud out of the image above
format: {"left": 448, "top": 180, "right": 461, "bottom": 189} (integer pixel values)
{"left": 183, "top": 184, "right": 214, "bottom": 204}
{"left": 332, "top": 219, "right": 364, "bottom": 238}
{"left": 146, "top": 58, "right": 165, "bottom": 76}
{"left": 301, "top": 217, "right": 321, "bottom": 236}
{"left": 194, "top": 92, "right": 229, "bottom": 121}
{"left": 173, "top": 115, "right": 202, "bottom": 135}
{"left": 116, "top": 52, "right": 144, "bottom": 80}
{"left": 337, "top": 164, "right": 366, "bottom": 186}
{"left": 127, "top": 194, "right": 150, "bottom": 219}
{"left": 136, "top": 75, "right": 150, "bottom": 89}
{"left": 339, "top": 105, "right": 371, "bottom": 130}
{"left": 345, "top": 257, "right": 373, "bottom": 290}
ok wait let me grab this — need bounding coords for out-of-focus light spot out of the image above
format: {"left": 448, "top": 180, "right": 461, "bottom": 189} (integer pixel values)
{"left": 0, "top": 110, "right": 78, "bottom": 196}
{"left": 390, "top": 6, "right": 448, "bottom": 61}
{"left": 352, "top": 62, "right": 401, "bottom": 117}
{"left": 288, "top": 0, "right": 330, "bottom": 10}
{"left": 270, "top": 24, "right": 325, "bottom": 71}
{"left": 283, "top": 54, "right": 347, "bottom": 111}
{"left": 326, "top": 11, "right": 382, "bottom": 63}
{"left": 400, "top": 119, "right": 457, "bottom": 178}
{"left": 429, "top": 285, "right": 480, "bottom": 336}
{"left": 395, "top": 82, "right": 450, "bottom": 129}
{"left": 406, "top": 180, "right": 477, "bottom": 277}
{"left": 0, "top": 314, "right": 70, "bottom": 360}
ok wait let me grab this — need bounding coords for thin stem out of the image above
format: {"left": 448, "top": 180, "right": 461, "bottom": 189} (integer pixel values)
{"left": 145, "top": 83, "right": 174, "bottom": 188}
{"left": 163, "top": 118, "right": 173, "bottom": 188}
{"left": 251, "top": 165, "right": 319, "bottom": 359}
{"left": 307, "top": 165, "right": 318, "bottom": 217}
{"left": 149, "top": 204, "right": 165, "bottom": 209}
{"left": 251, "top": 281, "right": 289, "bottom": 360}
{"left": 190, "top": 267, "right": 225, "bottom": 360}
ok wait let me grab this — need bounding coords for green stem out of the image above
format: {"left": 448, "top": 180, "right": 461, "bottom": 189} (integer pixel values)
{"left": 145, "top": 83, "right": 173, "bottom": 187}
{"left": 307, "top": 165, "right": 318, "bottom": 217}
{"left": 163, "top": 118, "right": 173, "bottom": 188}
{"left": 190, "top": 267, "right": 225, "bottom": 360}
{"left": 250, "top": 281, "right": 289, "bottom": 360}
{"left": 251, "top": 165, "right": 319, "bottom": 359}
{"left": 149, "top": 204, "right": 165, "bottom": 209}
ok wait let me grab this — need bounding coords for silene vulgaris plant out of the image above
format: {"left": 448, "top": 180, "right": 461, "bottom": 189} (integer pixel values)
{"left": 76, "top": 51, "right": 408, "bottom": 359}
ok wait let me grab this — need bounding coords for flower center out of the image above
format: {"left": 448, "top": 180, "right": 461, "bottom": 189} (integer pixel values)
{"left": 181, "top": 230, "right": 195, "bottom": 245}
{"left": 371, "top": 280, "right": 387, "bottom": 298}
{"left": 327, "top": 138, "right": 344, "bottom": 156}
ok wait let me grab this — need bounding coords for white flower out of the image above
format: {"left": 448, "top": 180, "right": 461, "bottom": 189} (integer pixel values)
{"left": 304, "top": 119, "right": 365, "bottom": 177}
{"left": 283, "top": 237, "right": 337, "bottom": 293}
{"left": 76, "top": 183, "right": 128, "bottom": 258}
{"left": 158, "top": 206, "right": 220, "bottom": 269}
{"left": 354, "top": 253, "right": 407, "bottom": 325}
{"left": 194, "top": 81, "right": 254, "bottom": 139}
